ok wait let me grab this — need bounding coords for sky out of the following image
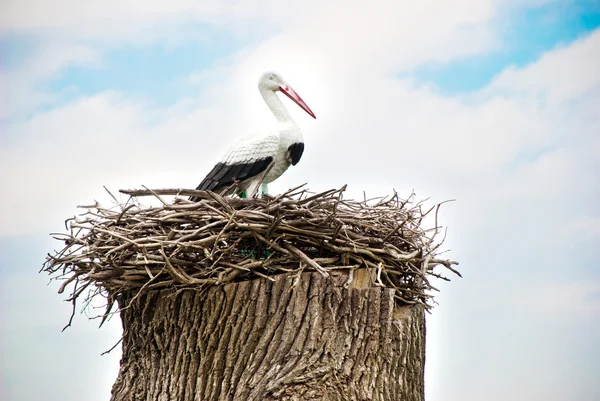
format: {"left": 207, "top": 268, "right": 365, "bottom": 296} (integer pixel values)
{"left": 1, "top": 0, "right": 599, "bottom": 400}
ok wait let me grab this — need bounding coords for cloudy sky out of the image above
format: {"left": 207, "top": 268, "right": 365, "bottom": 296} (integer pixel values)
{"left": 1, "top": 1, "right": 599, "bottom": 400}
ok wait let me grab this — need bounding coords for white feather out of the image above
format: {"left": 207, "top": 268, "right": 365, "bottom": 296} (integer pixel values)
{"left": 219, "top": 133, "right": 279, "bottom": 165}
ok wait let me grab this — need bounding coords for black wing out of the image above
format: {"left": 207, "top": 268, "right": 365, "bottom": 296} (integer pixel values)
{"left": 189, "top": 157, "right": 273, "bottom": 201}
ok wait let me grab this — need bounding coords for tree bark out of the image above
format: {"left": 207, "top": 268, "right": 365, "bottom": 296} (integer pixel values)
{"left": 110, "top": 270, "right": 425, "bottom": 401}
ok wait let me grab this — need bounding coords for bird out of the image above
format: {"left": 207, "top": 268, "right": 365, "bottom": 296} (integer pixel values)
{"left": 190, "top": 71, "right": 316, "bottom": 201}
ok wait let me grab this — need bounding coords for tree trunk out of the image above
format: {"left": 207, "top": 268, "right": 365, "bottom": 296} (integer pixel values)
{"left": 110, "top": 270, "right": 425, "bottom": 401}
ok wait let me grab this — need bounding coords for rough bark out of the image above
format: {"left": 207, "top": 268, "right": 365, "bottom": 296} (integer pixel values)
{"left": 110, "top": 270, "right": 425, "bottom": 401}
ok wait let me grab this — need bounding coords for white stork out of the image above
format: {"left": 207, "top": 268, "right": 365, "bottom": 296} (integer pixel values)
{"left": 190, "top": 71, "right": 316, "bottom": 200}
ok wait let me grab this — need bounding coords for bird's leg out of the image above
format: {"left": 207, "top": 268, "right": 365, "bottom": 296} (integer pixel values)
{"left": 247, "top": 179, "right": 262, "bottom": 198}
{"left": 248, "top": 162, "right": 274, "bottom": 198}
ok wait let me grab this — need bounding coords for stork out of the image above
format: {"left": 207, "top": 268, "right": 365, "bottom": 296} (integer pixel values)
{"left": 190, "top": 72, "right": 316, "bottom": 201}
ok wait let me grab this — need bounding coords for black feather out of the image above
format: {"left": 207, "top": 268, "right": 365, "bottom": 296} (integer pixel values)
{"left": 249, "top": 160, "right": 267, "bottom": 177}
{"left": 212, "top": 163, "right": 230, "bottom": 182}
{"left": 288, "top": 142, "right": 304, "bottom": 166}
{"left": 238, "top": 163, "right": 255, "bottom": 180}
{"left": 190, "top": 157, "right": 274, "bottom": 201}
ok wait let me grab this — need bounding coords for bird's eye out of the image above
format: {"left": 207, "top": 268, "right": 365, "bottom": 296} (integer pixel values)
{"left": 268, "top": 74, "right": 275, "bottom": 80}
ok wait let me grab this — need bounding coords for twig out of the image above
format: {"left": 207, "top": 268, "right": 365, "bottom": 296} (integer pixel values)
{"left": 42, "top": 184, "right": 460, "bottom": 329}
{"left": 282, "top": 242, "right": 328, "bottom": 277}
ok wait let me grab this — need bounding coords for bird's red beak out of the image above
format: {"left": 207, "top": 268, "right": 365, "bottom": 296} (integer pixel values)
{"left": 279, "top": 85, "right": 316, "bottom": 119}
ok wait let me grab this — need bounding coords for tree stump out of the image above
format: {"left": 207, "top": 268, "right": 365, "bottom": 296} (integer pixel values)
{"left": 110, "top": 270, "right": 425, "bottom": 401}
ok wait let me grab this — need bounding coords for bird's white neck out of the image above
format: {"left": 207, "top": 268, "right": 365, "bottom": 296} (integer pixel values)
{"left": 260, "top": 88, "right": 297, "bottom": 126}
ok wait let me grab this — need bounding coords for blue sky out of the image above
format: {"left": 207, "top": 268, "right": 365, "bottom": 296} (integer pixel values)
{"left": 1, "top": 1, "right": 599, "bottom": 401}
{"left": 408, "top": 0, "right": 600, "bottom": 94}
{"left": 43, "top": 34, "right": 245, "bottom": 105}
{"left": 1, "top": 0, "right": 597, "bottom": 109}
{"left": 1, "top": 32, "right": 250, "bottom": 123}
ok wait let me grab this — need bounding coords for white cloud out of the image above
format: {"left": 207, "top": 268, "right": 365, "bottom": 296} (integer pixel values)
{"left": 1, "top": 1, "right": 221, "bottom": 33}
{"left": 566, "top": 217, "right": 600, "bottom": 239}
{"left": 0, "top": 0, "right": 527, "bottom": 127}
{"left": 0, "top": 0, "right": 306, "bottom": 42}
{"left": 524, "top": 280, "right": 600, "bottom": 319}
{"left": 0, "top": 42, "right": 101, "bottom": 118}
{"left": 485, "top": 29, "right": 600, "bottom": 104}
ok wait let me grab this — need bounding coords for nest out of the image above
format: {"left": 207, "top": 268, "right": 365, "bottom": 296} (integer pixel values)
{"left": 42, "top": 185, "right": 459, "bottom": 326}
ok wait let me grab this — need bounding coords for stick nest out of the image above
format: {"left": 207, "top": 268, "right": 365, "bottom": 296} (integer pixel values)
{"left": 43, "top": 185, "right": 459, "bottom": 324}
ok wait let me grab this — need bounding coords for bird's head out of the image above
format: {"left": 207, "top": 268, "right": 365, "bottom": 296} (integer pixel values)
{"left": 259, "top": 71, "right": 316, "bottom": 119}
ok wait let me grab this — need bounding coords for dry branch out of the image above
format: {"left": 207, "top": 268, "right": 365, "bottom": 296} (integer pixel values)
{"left": 42, "top": 185, "right": 459, "bottom": 324}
